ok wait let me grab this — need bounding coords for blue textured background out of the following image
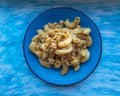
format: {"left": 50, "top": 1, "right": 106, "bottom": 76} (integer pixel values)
{"left": 0, "top": 0, "right": 120, "bottom": 96}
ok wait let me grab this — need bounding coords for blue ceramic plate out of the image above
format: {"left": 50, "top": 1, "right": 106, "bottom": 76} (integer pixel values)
{"left": 23, "top": 7, "right": 102, "bottom": 85}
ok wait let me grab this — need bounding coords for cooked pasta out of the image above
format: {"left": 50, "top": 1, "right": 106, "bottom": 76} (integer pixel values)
{"left": 29, "top": 16, "right": 92, "bottom": 75}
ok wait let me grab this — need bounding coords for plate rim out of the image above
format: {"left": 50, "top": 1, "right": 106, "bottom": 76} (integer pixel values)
{"left": 23, "top": 7, "right": 102, "bottom": 86}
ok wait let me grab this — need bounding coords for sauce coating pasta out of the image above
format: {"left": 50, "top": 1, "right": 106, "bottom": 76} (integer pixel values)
{"left": 29, "top": 17, "right": 92, "bottom": 75}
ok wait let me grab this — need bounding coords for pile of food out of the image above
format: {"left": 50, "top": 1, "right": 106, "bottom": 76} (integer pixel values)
{"left": 29, "top": 17, "right": 92, "bottom": 75}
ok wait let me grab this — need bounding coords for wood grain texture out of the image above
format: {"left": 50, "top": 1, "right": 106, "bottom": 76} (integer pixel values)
{"left": 0, "top": 0, "right": 120, "bottom": 96}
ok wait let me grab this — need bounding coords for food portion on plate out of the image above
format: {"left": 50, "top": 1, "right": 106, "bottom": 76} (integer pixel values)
{"left": 29, "top": 16, "right": 92, "bottom": 75}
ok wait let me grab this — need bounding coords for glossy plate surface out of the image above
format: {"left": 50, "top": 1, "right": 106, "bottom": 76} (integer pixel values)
{"left": 23, "top": 7, "right": 102, "bottom": 85}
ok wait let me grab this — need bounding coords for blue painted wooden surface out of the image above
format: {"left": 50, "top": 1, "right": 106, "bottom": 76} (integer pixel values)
{"left": 0, "top": 0, "right": 120, "bottom": 96}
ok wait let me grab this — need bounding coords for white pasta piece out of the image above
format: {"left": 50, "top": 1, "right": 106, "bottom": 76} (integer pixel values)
{"left": 44, "top": 24, "right": 50, "bottom": 31}
{"left": 54, "top": 28, "right": 62, "bottom": 31}
{"left": 35, "top": 42, "right": 40, "bottom": 51}
{"left": 62, "top": 29, "right": 70, "bottom": 37}
{"left": 50, "top": 43, "right": 57, "bottom": 50}
{"left": 72, "top": 38, "right": 80, "bottom": 44}
{"left": 76, "top": 25, "right": 81, "bottom": 28}
{"left": 64, "top": 19, "right": 76, "bottom": 29}
{"left": 39, "top": 59, "right": 51, "bottom": 68}
{"left": 78, "top": 40, "right": 87, "bottom": 48}
{"left": 48, "top": 23, "right": 52, "bottom": 28}
{"left": 64, "top": 17, "right": 80, "bottom": 29}
{"left": 32, "top": 35, "right": 39, "bottom": 42}
{"left": 71, "top": 32, "right": 77, "bottom": 39}
{"left": 61, "top": 64, "right": 68, "bottom": 75}
{"left": 80, "top": 49, "right": 90, "bottom": 63}
{"left": 71, "top": 58, "right": 79, "bottom": 66}
{"left": 66, "top": 62, "right": 71, "bottom": 66}
{"left": 80, "top": 49, "right": 87, "bottom": 57}
{"left": 58, "top": 37, "right": 72, "bottom": 48}
{"left": 74, "top": 16, "right": 80, "bottom": 24}
{"left": 53, "top": 22, "right": 57, "bottom": 28}
{"left": 48, "top": 23, "right": 56, "bottom": 29}
{"left": 55, "top": 60, "right": 61, "bottom": 68}
{"left": 55, "top": 25, "right": 61, "bottom": 29}
{"left": 41, "top": 52, "right": 48, "bottom": 60}
{"left": 35, "top": 51, "right": 42, "bottom": 58}
{"left": 86, "top": 36, "right": 92, "bottom": 47}
{"left": 83, "top": 28, "right": 91, "bottom": 35}
{"left": 55, "top": 35, "right": 62, "bottom": 42}
{"left": 46, "top": 29, "right": 54, "bottom": 36}
{"left": 54, "top": 29, "right": 68, "bottom": 37}
{"left": 55, "top": 46, "right": 73, "bottom": 55}
{"left": 48, "top": 58, "right": 55, "bottom": 64}
{"left": 37, "top": 29, "right": 44, "bottom": 34}
{"left": 45, "top": 38, "right": 52, "bottom": 45}
{"left": 40, "top": 43, "right": 46, "bottom": 51}
{"left": 59, "top": 20, "right": 64, "bottom": 26}
{"left": 73, "top": 27, "right": 83, "bottom": 34}
{"left": 74, "top": 64, "right": 80, "bottom": 71}
{"left": 29, "top": 42, "right": 37, "bottom": 53}
{"left": 58, "top": 30, "right": 72, "bottom": 48}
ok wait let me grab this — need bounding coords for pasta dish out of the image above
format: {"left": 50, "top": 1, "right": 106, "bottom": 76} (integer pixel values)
{"left": 29, "top": 17, "right": 92, "bottom": 75}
